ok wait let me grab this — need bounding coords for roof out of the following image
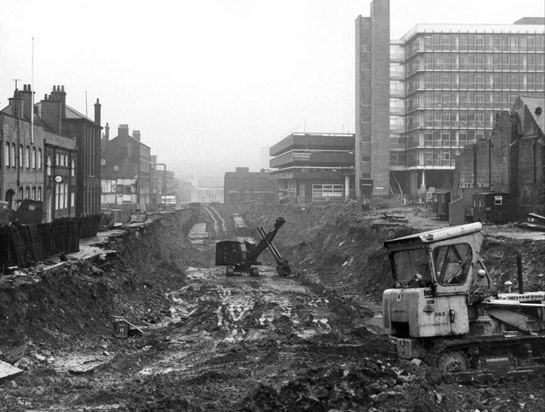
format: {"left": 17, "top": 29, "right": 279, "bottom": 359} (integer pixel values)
{"left": 1, "top": 102, "right": 49, "bottom": 129}
{"left": 400, "top": 23, "right": 544, "bottom": 42}
{"left": 109, "top": 133, "right": 151, "bottom": 150}
{"left": 34, "top": 101, "right": 95, "bottom": 123}
{"left": 518, "top": 96, "right": 545, "bottom": 135}
{"left": 64, "top": 105, "right": 94, "bottom": 122}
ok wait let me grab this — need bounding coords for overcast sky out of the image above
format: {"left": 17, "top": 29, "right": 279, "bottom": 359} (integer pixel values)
{"left": 1, "top": 0, "right": 544, "bottom": 178}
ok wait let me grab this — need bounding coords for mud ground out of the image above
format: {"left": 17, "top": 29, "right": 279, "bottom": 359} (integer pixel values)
{"left": 0, "top": 201, "right": 545, "bottom": 411}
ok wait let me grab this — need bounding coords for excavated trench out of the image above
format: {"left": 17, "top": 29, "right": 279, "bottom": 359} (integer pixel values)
{"left": 0, "top": 203, "right": 545, "bottom": 411}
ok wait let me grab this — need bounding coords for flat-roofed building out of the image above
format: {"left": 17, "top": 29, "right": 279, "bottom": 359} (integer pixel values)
{"left": 355, "top": 0, "right": 545, "bottom": 197}
{"left": 269, "top": 132, "right": 355, "bottom": 203}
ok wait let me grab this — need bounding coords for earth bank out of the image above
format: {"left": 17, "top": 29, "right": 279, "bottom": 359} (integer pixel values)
{"left": 0, "top": 201, "right": 543, "bottom": 411}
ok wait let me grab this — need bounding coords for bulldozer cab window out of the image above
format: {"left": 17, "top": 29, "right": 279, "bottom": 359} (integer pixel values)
{"left": 391, "top": 248, "right": 432, "bottom": 287}
{"left": 433, "top": 243, "right": 472, "bottom": 285}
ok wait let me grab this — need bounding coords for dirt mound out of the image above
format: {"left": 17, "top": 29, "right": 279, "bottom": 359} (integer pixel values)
{"left": 0, "top": 210, "right": 202, "bottom": 353}
{"left": 2, "top": 202, "right": 545, "bottom": 412}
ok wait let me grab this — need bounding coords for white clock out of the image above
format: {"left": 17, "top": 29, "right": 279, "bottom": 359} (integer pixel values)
{"left": 54, "top": 175, "right": 63, "bottom": 183}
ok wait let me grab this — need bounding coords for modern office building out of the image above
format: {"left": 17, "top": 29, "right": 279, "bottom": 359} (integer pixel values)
{"left": 269, "top": 132, "right": 355, "bottom": 203}
{"left": 356, "top": 0, "right": 545, "bottom": 198}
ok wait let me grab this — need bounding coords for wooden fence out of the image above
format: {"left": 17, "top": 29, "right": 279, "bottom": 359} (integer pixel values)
{"left": 0, "top": 215, "right": 101, "bottom": 270}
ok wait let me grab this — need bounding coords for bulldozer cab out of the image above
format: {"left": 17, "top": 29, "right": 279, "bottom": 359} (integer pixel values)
{"left": 383, "top": 223, "right": 496, "bottom": 339}
{"left": 385, "top": 222, "right": 495, "bottom": 296}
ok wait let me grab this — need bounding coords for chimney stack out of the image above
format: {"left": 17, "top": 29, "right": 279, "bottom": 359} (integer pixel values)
{"left": 20, "top": 84, "right": 35, "bottom": 121}
{"left": 118, "top": 124, "right": 129, "bottom": 137}
{"left": 94, "top": 98, "right": 101, "bottom": 125}
{"left": 8, "top": 89, "right": 24, "bottom": 119}
{"left": 49, "top": 85, "right": 66, "bottom": 119}
{"left": 40, "top": 91, "right": 62, "bottom": 134}
{"left": 133, "top": 130, "right": 141, "bottom": 141}
{"left": 102, "top": 122, "right": 110, "bottom": 148}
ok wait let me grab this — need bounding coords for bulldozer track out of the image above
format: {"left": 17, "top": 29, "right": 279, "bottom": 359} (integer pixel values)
{"left": 426, "top": 334, "right": 545, "bottom": 384}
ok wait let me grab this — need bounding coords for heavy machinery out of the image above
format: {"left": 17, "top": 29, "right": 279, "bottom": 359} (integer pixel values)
{"left": 215, "top": 217, "right": 291, "bottom": 277}
{"left": 382, "top": 222, "right": 545, "bottom": 383}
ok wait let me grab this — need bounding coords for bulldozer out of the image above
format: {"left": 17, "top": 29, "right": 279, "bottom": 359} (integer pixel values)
{"left": 382, "top": 222, "right": 545, "bottom": 383}
{"left": 215, "top": 217, "right": 291, "bottom": 277}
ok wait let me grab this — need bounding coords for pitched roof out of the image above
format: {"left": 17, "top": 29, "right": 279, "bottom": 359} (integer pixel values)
{"left": 64, "top": 104, "right": 94, "bottom": 121}
{"left": 1, "top": 102, "right": 49, "bottom": 128}
{"left": 519, "top": 96, "right": 545, "bottom": 134}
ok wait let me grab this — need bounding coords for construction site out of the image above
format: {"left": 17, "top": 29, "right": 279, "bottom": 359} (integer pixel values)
{"left": 1, "top": 200, "right": 545, "bottom": 412}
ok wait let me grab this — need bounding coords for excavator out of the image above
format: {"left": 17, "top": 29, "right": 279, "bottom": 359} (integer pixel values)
{"left": 382, "top": 222, "right": 545, "bottom": 383}
{"left": 215, "top": 217, "right": 291, "bottom": 277}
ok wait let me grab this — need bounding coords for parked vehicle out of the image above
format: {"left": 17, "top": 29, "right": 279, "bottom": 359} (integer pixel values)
{"left": 383, "top": 222, "right": 545, "bottom": 383}
{"left": 215, "top": 217, "right": 291, "bottom": 277}
{"left": 11, "top": 200, "right": 44, "bottom": 225}
{"left": 0, "top": 201, "right": 10, "bottom": 225}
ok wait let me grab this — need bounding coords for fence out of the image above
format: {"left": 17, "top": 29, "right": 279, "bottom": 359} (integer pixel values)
{"left": 0, "top": 215, "right": 101, "bottom": 270}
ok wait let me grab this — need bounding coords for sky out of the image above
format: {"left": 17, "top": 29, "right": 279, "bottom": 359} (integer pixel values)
{"left": 1, "top": 0, "right": 544, "bottom": 178}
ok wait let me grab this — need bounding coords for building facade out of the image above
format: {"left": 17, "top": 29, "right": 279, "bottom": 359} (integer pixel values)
{"left": 355, "top": 0, "right": 390, "bottom": 198}
{"left": 453, "top": 96, "right": 545, "bottom": 216}
{"left": 269, "top": 132, "right": 355, "bottom": 203}
{"left": 356, "top": 0, "right": 545, "bottom": 197}
{"left": 224, "top": 167, "right": 274, "bottom": 205}
{"left": 150, "top": 155, "right": 177, "bottom": 209}
{"left": 100, "top": 124, "right": 152, "bottom": 210}
{"left": 38, "top": 86, "right": 102, "bottom": 217}
{"left": 0, "top": 85, "right": 78, "bottom": 222}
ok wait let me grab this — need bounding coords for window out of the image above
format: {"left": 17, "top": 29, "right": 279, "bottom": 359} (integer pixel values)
{"left": 25, "top": 146, "right": 30, "bottom": 168}
{"left": 18, "top": 145, "right": 23, "bottom": 168}
{"left": 433, "top": 243, "right": 472, "bottom": 285}
{"left": 391, "top": 248, "right": 432, "bottom": 287}
{"left": 56, "top": 183, "right": 68, "bottom": 210}
{"left": 31, "top": 147, "right": 36, "bottom": 169}
{"left": 312, "top": 184, "right": 344, "bottom": 202}
{"left": 38, "top": 149, "right": 42, "bottom": 170}
{"left": 4, "top": 143, "right": 9, "bottom": 167}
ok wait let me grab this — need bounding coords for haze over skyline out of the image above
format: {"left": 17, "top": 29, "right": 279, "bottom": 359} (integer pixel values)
{"left": 1, "top": 0, "right": 544, "bottom": 177}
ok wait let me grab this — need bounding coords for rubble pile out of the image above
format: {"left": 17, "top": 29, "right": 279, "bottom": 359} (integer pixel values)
{"left": 0, "top": 203, "right": 545, "bottom": 411}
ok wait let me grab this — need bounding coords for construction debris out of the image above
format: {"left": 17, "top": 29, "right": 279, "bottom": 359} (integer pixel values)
{"left": 518, "top": 212, "right": 545, "bottom": 232}
{"left": 0, "top": 360, "right": 23, "bottom": 384}
{"left": 112, "top": 317, "right": 144, "bottom": 339}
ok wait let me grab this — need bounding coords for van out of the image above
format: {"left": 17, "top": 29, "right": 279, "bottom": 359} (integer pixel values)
{"left": 11, "top": 200, "right": 44, "bottom": 225}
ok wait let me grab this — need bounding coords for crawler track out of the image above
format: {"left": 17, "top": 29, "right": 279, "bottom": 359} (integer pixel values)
{"left": 426, "top": 335, "right": 545, "bottom": 384}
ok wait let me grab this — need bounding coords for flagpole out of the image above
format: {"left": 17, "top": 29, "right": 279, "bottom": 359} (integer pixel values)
{"left": 31, "top": 37, "right": 34, "bottom": 144}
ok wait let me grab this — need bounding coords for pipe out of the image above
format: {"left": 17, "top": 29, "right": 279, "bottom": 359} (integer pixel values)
{"left": 517, "top": 250, "right": 524, "bottom": 294}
